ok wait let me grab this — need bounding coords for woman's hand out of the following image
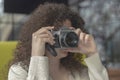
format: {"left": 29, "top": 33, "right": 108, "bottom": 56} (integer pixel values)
{"left": 31, "top": 26, "right": 55, "bottom": 56}
{"left": 67, "top": 28, "right": 98, "bottom": 57}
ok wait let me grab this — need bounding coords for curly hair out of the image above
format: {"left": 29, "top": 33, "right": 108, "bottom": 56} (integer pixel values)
{"left": 10, "top": 3, "right": 88, "bottom": 72}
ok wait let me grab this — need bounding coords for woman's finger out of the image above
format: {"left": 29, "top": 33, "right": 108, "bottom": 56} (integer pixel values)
{"left": 84, "top": 34, "right": 89, "bottom": 44}
{"left": 74, "top": 28, "right": 82, "bottom": 35}
{"left": 37, "top": 33, "right": 54, "bottom": 42}
{"left": 42, "top": 37, "right": 55, "bottom": 45}
{"left": 80, "top": 32, "right": 85, "bottom": 43}
{"left": 35, "top": 28, "right": 54, "bottom": 39}
{"left": 38, "top": 34, "right": 50, "bottom": 38}
{"left": 35, "top": 26, "right": 54, "bottom": 34}
{"left": 42, "top": 29, "right": 54, "bottom": 39}
{"left": 69, "top": 27, "right": 75, "bottom": 30}
{"left": 41, "top": 26, "right": 54, "bottom": 30}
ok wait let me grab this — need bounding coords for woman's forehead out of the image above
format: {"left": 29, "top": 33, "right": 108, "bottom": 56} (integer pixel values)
{"left": 63, "top": 19, "right": 72, "bottom": 28}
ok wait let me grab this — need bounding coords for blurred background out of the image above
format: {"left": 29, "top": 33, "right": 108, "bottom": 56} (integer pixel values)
{"left": 0, "top": 0, "right": 120, "bottom": 80}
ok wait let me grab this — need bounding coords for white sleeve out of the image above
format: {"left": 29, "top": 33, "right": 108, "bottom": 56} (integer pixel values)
{"left": 8, "top": 56, "right": 49, "bottom": 80}
{"left": 27, "top": 56, "right": 49, "bottom": 80}
{"left": 84, "top": 53, "right": 109, "bottom": 80}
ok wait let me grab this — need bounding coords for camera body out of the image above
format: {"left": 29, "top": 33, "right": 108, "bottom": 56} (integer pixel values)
{"left": 51, "top": 27, "right": 79, "bottom": 49}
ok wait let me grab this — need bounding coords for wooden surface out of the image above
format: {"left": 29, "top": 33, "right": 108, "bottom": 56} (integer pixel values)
{"left": 108, "top": 68, "right": 120, "bottom": 80}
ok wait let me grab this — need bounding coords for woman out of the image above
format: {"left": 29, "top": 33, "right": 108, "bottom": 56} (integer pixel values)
{"left": 8, "top": 3, "right": 109, "bottom": 80}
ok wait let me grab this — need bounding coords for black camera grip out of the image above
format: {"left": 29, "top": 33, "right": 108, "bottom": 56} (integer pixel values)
{"left": 46, "top": 43, "right": 57, "bottom": 56}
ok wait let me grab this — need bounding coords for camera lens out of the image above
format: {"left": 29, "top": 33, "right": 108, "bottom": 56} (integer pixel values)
{"left": 64, "top": 32, "right": 78, "bottom": 47}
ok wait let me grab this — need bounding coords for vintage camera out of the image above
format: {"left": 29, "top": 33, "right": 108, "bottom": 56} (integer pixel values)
{"left": 51, "top": 27, "right": 79, "bottom": 48}
{"left": 46, "top": 27, "right": 79, "bottom": 56}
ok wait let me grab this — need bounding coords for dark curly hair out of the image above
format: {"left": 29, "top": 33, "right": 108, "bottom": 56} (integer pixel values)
{"left": 10, "top": 3, "right": 88, "bottom": 73}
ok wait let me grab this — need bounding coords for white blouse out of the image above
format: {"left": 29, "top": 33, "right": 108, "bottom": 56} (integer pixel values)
{"left": 8, "top": 53, "right": 109, "bottom": 80}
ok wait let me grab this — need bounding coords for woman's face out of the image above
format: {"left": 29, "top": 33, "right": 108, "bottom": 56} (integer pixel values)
{"left": 46, "top": 19, "right": 73, "bottom": 59}
{"left": 54, "top": 19, "right": 72, "bottom": 59}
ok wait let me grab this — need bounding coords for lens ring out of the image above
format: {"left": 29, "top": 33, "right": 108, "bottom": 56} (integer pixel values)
{"left": 64, "top": 32, "right": 78, "bottom": 47}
